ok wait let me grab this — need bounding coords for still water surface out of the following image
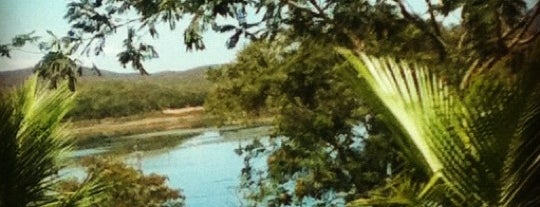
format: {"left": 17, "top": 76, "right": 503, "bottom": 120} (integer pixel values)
{"left": 141, "top": 131, "right": 247, "bottom": 207}
{"left": 67, "top": 127, "right": 271, "bottom": 207}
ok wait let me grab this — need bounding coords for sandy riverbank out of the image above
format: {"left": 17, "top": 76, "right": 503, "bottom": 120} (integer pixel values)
{"left": 68, "top": 106, "right": 273, "bottom": 148}
{"left": 69, "top": 106, "right": 207, "bottom": 140}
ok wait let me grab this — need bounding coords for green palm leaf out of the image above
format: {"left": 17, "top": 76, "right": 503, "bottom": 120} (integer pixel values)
{"left": 337, "top": 48, "right": 540, "bottom": 206}
{"left": 1, "top": 75, "right": 108, "bottom": 206}
{"left": 1, "top": 75, "right": 74, "bottom": 206}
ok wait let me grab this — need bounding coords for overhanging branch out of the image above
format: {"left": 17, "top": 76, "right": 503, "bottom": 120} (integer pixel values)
{"left": 425, "top": 0, "right": 442, "bottom": 36}
{"left": 502, "top": 3, "right": 540, "bottom": 40}
{"left": 507, "top": 4, "right": 540, "bottom": 49}
{"left": 284, "top": 0, "right": 363, "bottom": 49}
{"left": 284, "top": 0, "right": 331, "bottom": 21}
{"left": 394, "top": 0, "right": 447, "bottom": 61}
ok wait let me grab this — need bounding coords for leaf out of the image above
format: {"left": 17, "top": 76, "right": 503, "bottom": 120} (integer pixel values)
{"left": 226, "top": 29, "right": 243, "bottom": 49}
{"left": 35, "top": 52, "right": 79, "bottom": 91}
{"left": 11, "top": 31, "right": 40, "bottom": 47}
{"left": 338, "top": 47, "right": 540, "bottom": 206}
{"left": 219, "top": 24, "right": 238, "bottom": 33}
{"left": 0, "top": 44, "right": 11, "bottom": 57}
{"left": 1, "top": 75, "right": 76, "bottom": 206}
{"left": 46, "top": 30, "right": 58, "bottom": 40}
{"left": 91, "top": 63, "right": 102, "bottom": 76}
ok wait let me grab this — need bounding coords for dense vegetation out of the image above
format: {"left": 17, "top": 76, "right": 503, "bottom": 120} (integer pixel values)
{"left": 341, "top": 42, "right": 540, "bottom": 206}
{"left": 67, "top": 68, "right": 210, "bottom": 120}
{"left": 206, "top": 40, "right": 401, "bottom": 205}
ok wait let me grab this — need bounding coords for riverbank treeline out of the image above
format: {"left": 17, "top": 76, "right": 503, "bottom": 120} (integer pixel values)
{"left": 67, "top": 68, "right": 211, "bottom": 120}
{"left": 0, "top": 66, "right": 212, "bottom": 120}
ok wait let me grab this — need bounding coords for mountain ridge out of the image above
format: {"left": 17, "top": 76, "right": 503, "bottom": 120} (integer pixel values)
{"left": 0, "top": 64, "right": 220, "bottom": 89}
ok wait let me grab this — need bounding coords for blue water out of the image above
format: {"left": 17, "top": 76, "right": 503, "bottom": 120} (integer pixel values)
{"left": 67, "top": 127, "right": 271, "bottom": 207}
{"left": 139, "top": 131, "right": 249, "bottom": 207}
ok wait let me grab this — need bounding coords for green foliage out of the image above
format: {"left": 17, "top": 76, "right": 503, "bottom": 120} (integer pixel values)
{"left": 2, "top": 1, "right": 537, "bottom": 89}
{"left": 2, "top": 1, "right": 539, "bottom": 206}
{"left": 1, "top": 76, "right": 186, "bottom": 206}
{"left": 0, "top": 75, "right": 106, "bottom": 206}
{"left": 1, "top": 29, "right": 85, "bottom": 91}
{"left": 0, "top": 31, "right": 40, "bottom": 58}
{"left": 205, "top": 41, "right": 282, "bottom": 123}
{"left": 67, "top": 70, "right": 209, "bottom": 120}
{"left": 54, "top": 0, "right": 538, "bottom": 79}
{"left": 339, "top": 45, "right": 540, "bottom": 206}
{"left": 57, "top": 157, "right": 184, "bottom": 207}
{"left": 461, "top": 0, "right": 527, "bottom": 58}
{"left": 206, "top": 40, "right": 402, "bottom": 206}
{"left": 117, "top": 28, "right": 159, "bottom": 75}
{"left": 34, "top": 52, "right": 79, "bottom": 91}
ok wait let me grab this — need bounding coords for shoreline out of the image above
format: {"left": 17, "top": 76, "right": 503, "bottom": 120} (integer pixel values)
{"left": 70, "top": 125, "right": 273, "bottom": 159}
{"left": 69, "top": 107, "right": 207, "bottom": 141}
{"left": 69, "top": 107, "right": 273, "bottom": 150}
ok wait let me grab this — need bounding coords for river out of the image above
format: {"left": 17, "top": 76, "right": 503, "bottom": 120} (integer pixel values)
{"left": 65, "top": 126, "right": 271, "bottom": 207}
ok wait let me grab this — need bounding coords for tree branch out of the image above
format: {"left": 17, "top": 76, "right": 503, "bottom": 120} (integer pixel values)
{"left": 322, "top": 1, "right": 334, "bottom": 11}
{"left": 284, "top": 0, "right": 363, "bottom": 49}
{"left": 518, "top": 31, "right": 540, "bottom": 44}
{"left": 394, "top": 0, "right": 447, "bottom": 61}
{"left": 308, "top": 0, "right": 327, "bottom": 19}
{"left": 460, "top": 5, "right": 540, "bottom": 89}
{"left": 114, "top": 17, "right": 145, "bottom": 29}
{"left": 481, "top": 4, "right": 540, "bottom": 71}
{"left": 507, "top": 4, "right": 540, "bottom": 49}
{"left": 495, "top": 4, "right": 508, "bottom": 54}
{"left": 284, "top": 0, "right": 331, "bottom": 21}
{"left": 502, "top": 4, "right": 540, "bottom": 40}
{"left": 425, "top": 0, "right": 442, "bottom": 36}
{"left": 457, "top": 31, "right": 467, "bottom": 50}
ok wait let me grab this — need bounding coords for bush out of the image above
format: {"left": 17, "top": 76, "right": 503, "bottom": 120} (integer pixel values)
{"left": 57, "top": 157, "right": 184, "bottom": 207}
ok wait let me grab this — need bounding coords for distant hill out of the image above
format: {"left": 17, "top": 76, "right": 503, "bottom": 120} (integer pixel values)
{"left": 0, "top": 68, "right": 34, "bottom": 89}
{"left": 0, "top": 64, "right": 219, "bottom": 89}
{"left": 0, "top": 64, "right": 220, "bottom": 119}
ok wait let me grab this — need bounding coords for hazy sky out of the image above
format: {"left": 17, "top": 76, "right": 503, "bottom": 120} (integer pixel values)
{"left": 0, "top": 0, "right": 463, "bottom": 73}
{"left": 0, "top": 0, "right": 246, "bottom": 73}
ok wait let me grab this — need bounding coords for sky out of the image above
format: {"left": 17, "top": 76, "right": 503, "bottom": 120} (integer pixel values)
{"left": 0, "top": 0, "right": 513, "bottom": 73}
{"left": 0, "top": 0, "right": 246, "bottom": 73}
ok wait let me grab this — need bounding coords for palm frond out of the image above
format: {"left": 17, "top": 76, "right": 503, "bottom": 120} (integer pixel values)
{"left": 498, "top": 76, "right": 540, "bottom": 206}
{"left": 0, "top": 96, "right": 19, "bottom": 207}
{"left": 337, "top": 47, "right": 540, "bottom": 206}
{"left": 1, "top": 75, "right": 75, "bottom": 206}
